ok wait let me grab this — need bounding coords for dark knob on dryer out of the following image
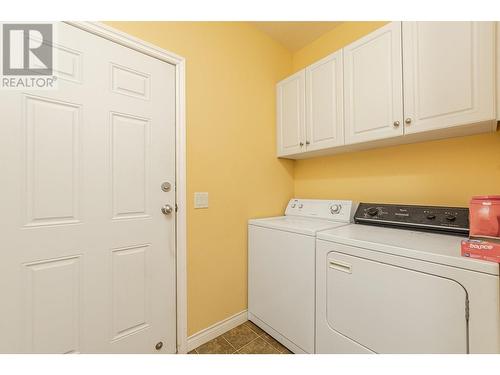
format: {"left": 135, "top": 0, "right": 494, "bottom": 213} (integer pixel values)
{"left": 367, "top": 207, "right": 379, "bottom": 216}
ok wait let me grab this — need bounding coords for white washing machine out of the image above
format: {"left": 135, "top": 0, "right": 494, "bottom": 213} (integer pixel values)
{"left": 248, "top": 199, "right": 358, "bottom": 353}
{"left": 316, "top": 203, "right": 500, "bottom": 354}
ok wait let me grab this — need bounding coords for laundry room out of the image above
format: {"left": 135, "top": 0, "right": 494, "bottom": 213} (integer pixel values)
{"left": 1, "top": 0, "right": 500, "bottom": 374}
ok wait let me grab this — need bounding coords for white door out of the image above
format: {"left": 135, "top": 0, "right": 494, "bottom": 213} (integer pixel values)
{"left": 305, "top": 50, "right": 344, "bottom": 151}
{"left": 0, "top": 23, "right": 177, "bottom": 353}
{"left": 326, "top": 251, "right": 468, "bottom": 353}
{"left": 403, "top": 22, "right": 495, "bottom": 134}
{"left": 344, "top": 22, "right": 404, "bottom": 144}
{"left": 276, "top": 69, "right": 306, "bottom": 157}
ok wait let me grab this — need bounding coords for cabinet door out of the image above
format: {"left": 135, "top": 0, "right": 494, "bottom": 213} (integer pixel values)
{"left": 276, "top": 70, "right": 306, "bottom": 157}
{"left": 343, "top": 22, "right": 403, "bottom": 145}
{"left": 403, "top": 22, "right": 495, "bottom": 134}
{"left": 305, "top": 50, "right": 344, "bottom": 151}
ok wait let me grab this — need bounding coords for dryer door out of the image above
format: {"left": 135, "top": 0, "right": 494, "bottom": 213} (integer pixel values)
{"left": 326, "top": 251, "right": 468, "bottom": 353}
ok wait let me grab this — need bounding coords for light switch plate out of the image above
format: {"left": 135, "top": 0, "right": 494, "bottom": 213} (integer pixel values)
{"left": 194, "top": 192, "right": 209, "bottom": 209}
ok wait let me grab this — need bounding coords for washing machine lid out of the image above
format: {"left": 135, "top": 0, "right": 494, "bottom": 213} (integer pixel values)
{"left": 249, "top": 216, "right": 348, "bottom": 236}
{"left": 317, "top": 224, "right": 499, "bottom": 275}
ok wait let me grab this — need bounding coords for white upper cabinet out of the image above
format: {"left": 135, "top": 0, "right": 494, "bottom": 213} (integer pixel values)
{"left": 343, "top": 22, "right": 404, "bottom": 145}
{"left": 277, "top": 69, "right": 306, "bottom": 157}
{"left": 403, "top": 22, "right": 495, "bottom": 134}
{"left": 275, "top": 21, "right": 497, "bottom": 159}
{"left": 305, "top": 50, "right": 344, "bottom": 151}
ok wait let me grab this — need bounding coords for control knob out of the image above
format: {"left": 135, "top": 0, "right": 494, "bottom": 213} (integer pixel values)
{"left": 330, "top": 204, "right": 342, "bottom": 214}
{"left": 367, "top": 207, "right": 379, "bottom": 217}
{"left": 445, "top": 214, "right": 457, "bottom": 222}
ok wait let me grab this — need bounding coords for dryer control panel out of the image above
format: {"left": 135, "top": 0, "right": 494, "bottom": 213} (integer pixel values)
{"left": 354, "top": 203, "right": 469, "bottom": 235}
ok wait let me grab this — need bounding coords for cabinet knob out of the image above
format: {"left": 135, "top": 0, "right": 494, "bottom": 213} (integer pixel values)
{"left": 306, "top": 140, "right": 310, "bottom": 145}
{"left": 393, "top": 121, "right": 400, "bottom": 127}
{"left": 405, "top": 118, "right": 412, "bottom": 125}
{"left": 299, "top": 142, "right": 304, "bottom": 147}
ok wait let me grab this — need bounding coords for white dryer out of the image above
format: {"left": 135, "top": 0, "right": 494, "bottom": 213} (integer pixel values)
{"left": 248, "top": 199, "right": 358, "bottom": 353}
{"left": 316, "top": 203, "right": 500, "bottom": 354}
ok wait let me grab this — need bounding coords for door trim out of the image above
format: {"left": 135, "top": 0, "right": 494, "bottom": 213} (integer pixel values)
{"left": 64, "top": 21, "right": 188, "bottom": 354}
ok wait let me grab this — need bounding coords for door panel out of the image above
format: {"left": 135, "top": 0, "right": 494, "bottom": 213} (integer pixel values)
{"left": 403, "top": 22, "right": 495, "bottom": 133}
{"left": 305, "top": 50, "right": 344, "bottom": 151}
{"left": 344, "top": 22, "right": 403, "bottom": 144}
{"left": 23, "top": 256, "right": 81, "bottom": 354}
{"left": 326, "top": 251, "right": 468, "bottom": 353}
{"left": 277, "top": 70, "right": 305, "bottom": 156}
{"left": 110, "top": 112, "right": 151, "bottom": 219}
{"left": 111, "top": 63, "right": 151, "bottom": 100}
{"left": 0, "top": 22, "right": 176, "bottom": 353}
{"left": 24, "top": 95, "right": 81, "bottom": 226}
{"left": 111, "top": 244, "right": 151, "bottom": 341}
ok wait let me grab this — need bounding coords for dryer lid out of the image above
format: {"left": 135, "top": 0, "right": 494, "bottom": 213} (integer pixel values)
{"left": 317, "top": 224, "right": 499, "bottom": 275}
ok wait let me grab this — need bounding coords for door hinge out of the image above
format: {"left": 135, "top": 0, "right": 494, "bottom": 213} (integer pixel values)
{"left": 465, "top": 297, "right": 470, "bottom": 322}
{"left": 175, "top": 203, "right": 178, "bottom": 212}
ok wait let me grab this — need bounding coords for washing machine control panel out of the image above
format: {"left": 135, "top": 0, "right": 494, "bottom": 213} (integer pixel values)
{"left": 354, "top": 203, "right": 469, "bottom": 235}
{"left": 285, "top": 199, "right": 358, "bottom": 223}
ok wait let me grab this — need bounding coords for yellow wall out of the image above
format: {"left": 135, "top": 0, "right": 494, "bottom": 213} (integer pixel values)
{"left": 105, "top": 22, "right": 294, "bottom": 335}
{"left": 292, "top": 22, "right": 500, "bottom": 207}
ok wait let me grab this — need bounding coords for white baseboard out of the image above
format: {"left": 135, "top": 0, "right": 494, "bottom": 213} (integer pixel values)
{"left": 186, "top": 310, "right": 248, "bottom": 352}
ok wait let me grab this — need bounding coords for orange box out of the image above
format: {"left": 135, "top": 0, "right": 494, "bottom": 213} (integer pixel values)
{"left": 461, "top": 239, "right": 500, "bottom": 263}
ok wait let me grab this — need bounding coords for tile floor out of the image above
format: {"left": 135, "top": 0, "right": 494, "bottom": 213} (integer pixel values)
{"left": 188, "top": 320, "right": 293, "bottom": 354}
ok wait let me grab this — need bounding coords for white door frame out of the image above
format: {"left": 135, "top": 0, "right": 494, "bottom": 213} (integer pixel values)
{"left": 64, "top": 21, "right": 188, "bottom": 354}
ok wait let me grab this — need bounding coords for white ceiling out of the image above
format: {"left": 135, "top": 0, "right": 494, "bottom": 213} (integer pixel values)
{"left": 252, "top": 22, "right": 343, "bottom": 52}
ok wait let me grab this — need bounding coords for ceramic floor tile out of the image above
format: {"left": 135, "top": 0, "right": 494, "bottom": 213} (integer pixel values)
{"left": 261, "top": 332, "right": 290, "bottom": 353}
{"left": 243, "top": 320, "right": 265, "bottom": 335}
{"left": 222, "top": 323, "right": 259, "bottom": 350}
{"left": 237, "top": 337, "right": 280, "bottom": 354}
{"left": 193, "top": 320, "right": 294, "bottom": 355}
{"left": 196, "top": 337, "right": 235, "bottom": 354}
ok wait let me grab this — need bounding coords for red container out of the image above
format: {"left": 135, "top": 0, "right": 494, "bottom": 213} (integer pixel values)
{"left": 469, "top": 196, "right": 500, "bottom": 239}
{"left": 461, "top": 239, "right": 500, "bottom": 263}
